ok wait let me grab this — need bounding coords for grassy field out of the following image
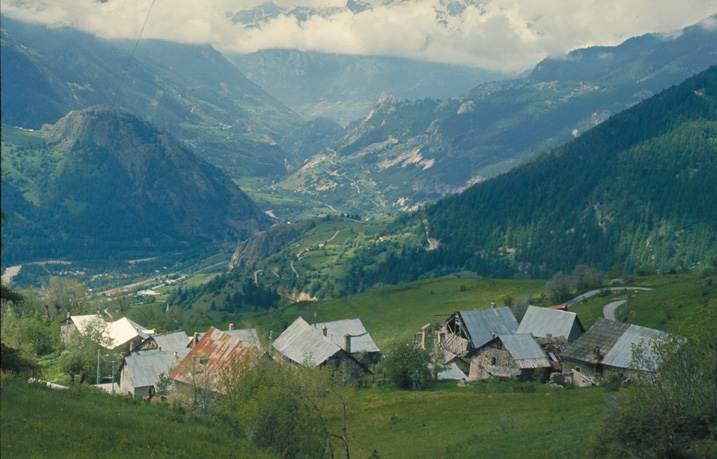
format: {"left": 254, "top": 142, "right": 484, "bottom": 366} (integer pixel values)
{"left": 349, "top": 383, "right": 610, "bottom": 458}
{"left": 1, "top": 375, "right": 609, "bottom": 459}
{"left": 237, "top": 276, "right": 545, "bottom": 348}
{"left": 617, "top": 273, "right": 716, "bottom": 329}
{"left": 0, "top": 377, "right": 268, "bottom": 458}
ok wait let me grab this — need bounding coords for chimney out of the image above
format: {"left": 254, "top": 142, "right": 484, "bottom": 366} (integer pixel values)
{"left": 174, "top": 351, "right": 179, "bottom": 362}
{"left": 129, "top": 342, "right": 135, "bottom": 352}
{"left": 269, "top": 330, "right": 273, "bottom": 357}
{"left": 322, "top": 326, "right": 327, "bottom": 336}
{"left": 491, "top": 332, "right": 497, "bottom": 340}
{"left": 344, "top": 334, "right": 352, "bottom": 354}
{"left": 490, "top": 301, "right": 496, "bottom": 309}
{"left": 593, "top": 345, "right": 601, "bottom": 360}
{"left": 193, "top": 332, "right": 198, "bottom": 346}
{"left": 229, "top": 323, "right": 234, "bottom": 331}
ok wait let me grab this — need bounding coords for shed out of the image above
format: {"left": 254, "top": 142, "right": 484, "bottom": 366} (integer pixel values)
{"left": 440, "top": 306, "right": 519, "bottom": 357}
{"left": 517, "top": 306, "right": 585, "bottom": 343}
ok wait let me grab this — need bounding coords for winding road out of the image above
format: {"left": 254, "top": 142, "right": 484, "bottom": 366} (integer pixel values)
{"left": 566, "top": 286, "right": 653, "bottom": 321}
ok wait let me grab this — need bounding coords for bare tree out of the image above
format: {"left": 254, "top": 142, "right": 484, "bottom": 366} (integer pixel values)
{"left": 545, "top": 272, "right": 572, "bottom": 304}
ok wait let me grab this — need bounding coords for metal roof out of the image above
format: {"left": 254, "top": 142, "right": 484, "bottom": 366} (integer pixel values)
{"left": 601, "top": 324, "right": 668, "bottom": 370}
{"left": 312, "top": 318, "right": 380, "bottom": 354}
{"left": 149, "top": 330, "right": 189, "bottom": 352}
{"left": 169, "top": 327, "right": 265, "bottom": 387}
{"left": 70, "top": 314, "right": 151, "bottom": 349}
{"left": 459, "top": 307, "right": 519, "bottom": 349}
{"left": 437, "top": 362, "right": 468, "bottom": 380}
{"left": 124, "top": 348, "right": 191, "bottom": 390}
{"left": 272, "top": 317, "right": 342, "bottom": 366}
{"left": 517, "top": 306, "right": 584, "bottom": 342}
{"left": 499, "top": 333, "right": 552, "bottom": 369}
{"left": 225, "top": 329, "right": 263, "bottom": 350}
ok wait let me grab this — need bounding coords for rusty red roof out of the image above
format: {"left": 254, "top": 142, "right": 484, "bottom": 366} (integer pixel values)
{"left": 169, "top": 326, "right": 265, "bottom": 388}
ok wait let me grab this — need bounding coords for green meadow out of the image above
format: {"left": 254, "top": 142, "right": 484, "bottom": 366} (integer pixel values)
{"left": 238, "top": 276, "right": 545, "bottom": 347}
{"left": 0, "top": 377, "right": 268, "bottom": 458}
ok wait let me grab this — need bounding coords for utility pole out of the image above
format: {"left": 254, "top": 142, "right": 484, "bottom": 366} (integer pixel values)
{"left": 112, "top": 360, "right": 116, "bottom": 395}
{"left": 97, "top": 349, "right": 101, "bottom": 385}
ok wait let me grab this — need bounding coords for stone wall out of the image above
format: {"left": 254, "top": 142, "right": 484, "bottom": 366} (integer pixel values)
{"left": 468, "top": 344, "right": 516, "bottom": 380}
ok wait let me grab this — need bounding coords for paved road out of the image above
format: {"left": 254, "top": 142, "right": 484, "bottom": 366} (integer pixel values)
{"left": 602, "top": 299, "right": 628, "bottom": 321}
{"left": 566, "top": 286, "right": 653, "bottom": 306}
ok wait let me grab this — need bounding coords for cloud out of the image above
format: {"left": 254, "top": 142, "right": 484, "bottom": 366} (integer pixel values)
{"left": 2, "top": 0, "right": 715, "bottom": 72}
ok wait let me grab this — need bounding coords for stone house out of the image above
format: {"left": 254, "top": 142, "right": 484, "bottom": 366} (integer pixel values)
{"left": 439, "top": 306, "right": 519, "bottom": 357}
{"left": 468, "top": 333, "right": 552, "bottom": 381}
{"left": 119, "top": 347, "right": 190, "bottom": 397}
{"left": 169, "top": 327, "right": 268, "bottom": 392}
{"left": 560, "top": 318, "right": 668, "bottom": 387}
{"left": 272, "top": 317, "right": 370, "bottom": 378}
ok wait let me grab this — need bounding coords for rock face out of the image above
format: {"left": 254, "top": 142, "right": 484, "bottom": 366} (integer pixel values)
{"left": 2, "top": 106, "right": 271, "bottom": 262}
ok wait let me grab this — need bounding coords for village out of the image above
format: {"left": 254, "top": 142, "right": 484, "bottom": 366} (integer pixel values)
{"left": 57, "top": 296, "right": 668, "bottom": 400}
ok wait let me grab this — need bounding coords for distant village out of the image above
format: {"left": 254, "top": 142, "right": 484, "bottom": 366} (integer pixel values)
{"left": 58, "top": 299, "right": 668, "bottom": 399}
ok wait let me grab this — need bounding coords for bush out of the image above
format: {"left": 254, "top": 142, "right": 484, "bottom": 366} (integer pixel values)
{"left": 383, "top": 342, "right": 431, "bottom": 390}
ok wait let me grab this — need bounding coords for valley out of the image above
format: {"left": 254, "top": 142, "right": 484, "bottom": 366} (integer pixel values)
{"left": 2, "top": 7, "right": 717, "bottom": 459}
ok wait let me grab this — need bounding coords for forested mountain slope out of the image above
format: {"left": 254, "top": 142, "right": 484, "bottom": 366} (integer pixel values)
{"left": 275, "top": 17, "right": 717, "bottom": 216}
{"left": 421, "top": 65, "right": 717, "bottom": 277}
{"left": 1, "top": 106, "right": 271, "bottom": 263}
{"left": 0, "top": 17, "right": 307, "bottom": 178}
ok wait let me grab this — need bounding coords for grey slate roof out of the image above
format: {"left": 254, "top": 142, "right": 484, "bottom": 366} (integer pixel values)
{"left": 602, "top": 324, "right": 668, "bottom": 371}
{"left": 312, "top": 318, "right": 380, "bottom": 354}
{"left": 517, "top": 306, "right": 585, "bottom": 342}
{"left": 460, "top": 307, "right": 519, "bottom": 349}
{"left": 272, "top": 317, "right": 342, "bottom": 366}
{"left": 124, "top": 348, "right": 190, "bottom": 390}
{"left": 561, "top": 318, "right": 629, "bottom": 365}
{"left": 499, "top": 333, "right": 552, "bottom": 369}
{"left": 151, "top": 330, "right": 189, "bottom": 352}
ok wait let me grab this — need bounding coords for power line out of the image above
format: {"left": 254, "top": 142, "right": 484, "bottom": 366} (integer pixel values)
{"left": 111, "top": 0, "right": 158, "bottom": 108}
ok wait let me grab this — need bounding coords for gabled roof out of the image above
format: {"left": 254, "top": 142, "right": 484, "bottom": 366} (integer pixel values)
{"left": 498, "top": 334, "right": 552, "bottom": 369}
{"left": 144, "top": 330, "right": 189, "bottom": 352}
{"left": 458, "top": 307, "right": 519, "bottom": 349}
{"left": 69, "top": 314, "right": 152, "bottom": 349}
{"left": 169, "top": 327, "right": 265, "bottom": 387}
{"left": 312, "top": 318, "right": 380, "bottom": 354}
{"left": 602, "top": 324, "right": 668, "bottom": 371}
{"left": 561, "top": 318, "right": 629, "bottom": 365}
{"left": 225, "top": 329, "right": 263, "bottom": 351}
{"left": 272, "top": 317, "right": 342, "bottom": 366}
{"left": 517, "top": 306, "right": 585, "bottom": 342}
{"left": 124, "top": 348, "right": 190, "bottom": 390}
{"left": 561, "top": 318, "right": 667, "bottom": 370}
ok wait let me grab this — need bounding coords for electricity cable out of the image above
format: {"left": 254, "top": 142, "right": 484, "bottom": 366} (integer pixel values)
{"left": 111, "top": 0, "right": 157, "bottom": 108}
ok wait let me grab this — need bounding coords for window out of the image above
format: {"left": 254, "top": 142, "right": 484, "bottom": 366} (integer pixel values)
{"left": 491, "top": 357, "right": 497, "bottom": 365}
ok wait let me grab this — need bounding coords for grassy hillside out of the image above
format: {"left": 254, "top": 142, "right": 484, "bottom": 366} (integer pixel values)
{"left": 0, "top": 377, "right": 267, "bottom": 458}
{"left": 236, "top": 276, "right": 544, "bottom": 348}
{"left": 350, "top": 384, "right": 610, "bottom": 458}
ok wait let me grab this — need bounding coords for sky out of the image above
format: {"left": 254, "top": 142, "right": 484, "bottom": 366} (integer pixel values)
{"left": 2, "top": 0, "right": 716, "bottom": 72}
